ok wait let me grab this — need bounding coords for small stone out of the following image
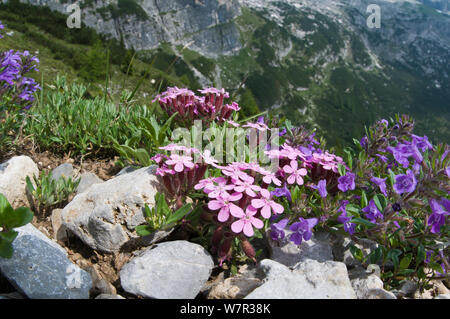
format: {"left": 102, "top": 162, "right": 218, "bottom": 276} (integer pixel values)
{"left": 399, "top": 280, "right": 418, "bottom": 297}
{"left": 434, "top": 294, "right": 450, "bottom": 299}
{"left": 51, "top": 163, "right": 74, "bottom": 181}
{"left": 349, "top": 267, "right": 396, "bottom": 299}
{"left": 51, "top": 209, "right": 69, "bottom": 242}
{"left": 120, "top": 241, "right": 214, "bottom": 299}
{"left": 85, "top": 266, "right": 117, "bottom": 296}
{"left": 0, "top": 156, "right": 39, "bottom": 208}
{"left": 76, "top": 172, "right": 103, "bottom": 194}
{"left": 95, "top": 294, "right": 125, "bottom": 299}
{"left": 245, "top": 259, "right": 356, "bottom": 299}
{"left": 268, "top": 230, "right": 333, "bottom": 268}
{"left": 0, "top": 225, "right": 92, "bottom": 299}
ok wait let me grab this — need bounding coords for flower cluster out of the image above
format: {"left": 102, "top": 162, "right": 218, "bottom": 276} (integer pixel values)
{"left": 152, "top": 87, "right": 240, "bottom": 125}
{"left": 0, "top": 21, "right": 40, "bottom": 110}
{"left": 146, "top": 85, "right": 449, "bottom": 288}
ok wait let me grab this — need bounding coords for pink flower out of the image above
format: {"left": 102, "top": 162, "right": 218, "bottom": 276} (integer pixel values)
{"left": 251, "top": 189, "right": 284, "bottom": 218}
{"left": 165, "top": 154, "right": 195, "bottom": 172}
{"left": 260, "top": 170, "right": 282, "bottom": 186}
{"left": 230, "top": 205, "right": 264, "bottom": 237}
{"left": 225, "top": 119, "right": 240, "bottom": 127}
{"left": 208, "top": 193, "right": 243, "bottom": 222}
{"left": 194, "top": 177, "right": 216, "bottom": 191}
{"left": 222, "top": 165, "right": 252, "bottom": 182}
{"left": 204, "top": 177, "right": 235, "bottom": 198}
{"left": 233, "top": 176, "right": 261, "bottom": 197}
{"left": 283, "top": 160, "right": 308, "bottom": 185}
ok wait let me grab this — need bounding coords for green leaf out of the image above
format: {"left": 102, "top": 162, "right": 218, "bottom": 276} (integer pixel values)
{"left": 399, "top": 253, "right": 413, "bottom": 270}
{"left": 158, "top": 112, "right": 178, "bottom": 145}
{"left": 0, "top": 239, "right": 14, "bottom": 259}
{"left": 155, "top": 193, "right": 170, "bottom": 217}
{"left": 338, "top": 163, "right": 346, "bottom": 177}
{"left": 349, "top": 244, "right": 364, "bottom": 262}
{"left": 351, "top": 217, "right": 376, "bottom": 228}
{"left": 387, "top": 249, "right": 402, "bottom": 269}
{"left": 372, "top": 195, "right": 383, "bottom": 212}
{"left": 361, "top": 190, "right": 368, "bottom": 208}
{"left": 135, "top": 225, "right": 155, "bottom": 237}
{"left": 0, "top": 193, "right": 14, "bottom": 221}
{"left": 164, "top": 204, "right": 192, "bottom": 226}
{"left": 416, "top": 245, "right": 426, "bottom": 264}
{"left": 3, "top": 207, "right": 33, "bottom": 229}
{"left": 368, "top": 246, "right": 383, "bottom": 265}
{"left": 0, "top": 230, "right": 18, "bottom": 243}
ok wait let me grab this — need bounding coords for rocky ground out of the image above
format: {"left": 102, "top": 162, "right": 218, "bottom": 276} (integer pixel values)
{"left": 0, "top": 154, "right": 449, "bottom": 299}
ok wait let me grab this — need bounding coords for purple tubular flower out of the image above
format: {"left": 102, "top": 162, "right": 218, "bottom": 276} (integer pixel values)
{"left": 445, "top": 166, "right": 450, "bottom": 179}
{"left": 270, "top": 218, "right": 289, "bottom": 241}
{"left": 370, "top": 176, "right": 388, "bottom": 196}
{"left": 360, "top": 136, "right": 368, "bottom": 148}
{"left": 428, "top": 199, "right": 449, "bottom": 234}
{"left": 337, "top": 200, "right": 356, "bottom": 235}
{"left": 312, "top": 179, "right": 327, "bottom": 198}
{"left": 387, "top": 143, "right": 423, "bottom": 168}
{"left": 362, "top": 200, "right": 383, "bottom": 224}
{"left": 393, "top": 170, "right": 417, "bottom": 194}
{"left": 337, "top": 172, "right": 356, "bottom": 192}
{"left": 289, "top": 217, "right": 318, "bottom": 245}
{"left": 271, "top": 183, "right": 292, "bottom": 202}
{"left": 411, "top": 134, "right": 433, "bottom": 152}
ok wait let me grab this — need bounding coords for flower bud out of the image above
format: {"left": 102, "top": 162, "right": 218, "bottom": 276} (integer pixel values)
{"left": 240, "top": 238, "right": 256, "bottom": 262}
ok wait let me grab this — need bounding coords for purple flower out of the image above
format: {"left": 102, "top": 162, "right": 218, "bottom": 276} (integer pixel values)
{"left": 393, "top": 170, "right": 417, "bottom": 194}
{"left": 271, "top": 183, "right": 292, "bottom": 202}
{"left": 362, "top": 200, "right": 383, "bottom": 223}
{"left": 387, "top": 143, "right": 422, "bottom": 168}
{"left": 270, "top": 218, "right": 289, "bottom": 241}
{"left": 337, "top": 172, "right": 356, "bottom": 192}
{"left": 279, "top": 128, "right": 287, "bottom": 136}
{"left": 411, "top": 134, "right": 433, "bottom": 152}
{"left": 370, "top": 176, "right": 388, "bottom": 196}
{"left": 312, "top": 179, "right": 327, "bottom": 198}
{"left": 337, "top": 200, "right": 356, "bottom": 235}
{"left": 360, "top": 136, "right": 368, "bottom": 148}
{"left": 428, "top": 199, "right": 449, "bottom": 234}
{"left": 445, "top": 166, "right": 450, "bottom": 179}
{"left": 289, "top": 217, "right": 318, "bottom": 245}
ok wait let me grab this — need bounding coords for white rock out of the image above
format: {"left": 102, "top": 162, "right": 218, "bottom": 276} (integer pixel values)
{"left": 245, "top": 259, "right": 357, "bottom": 299}
{"left": 120, "top": 241, "right": 214, "bottom": 299}
{"left": 61, "top": 166, "right": 162, "bottom": 252}
{"left": 349, "top": 267, "right": 396, "bottom": 299}
{"left": 0, "top": 156, "right": 39, "bottom": 208}
{"left": 268, "top": 230, "right": 333, "bottom": 268}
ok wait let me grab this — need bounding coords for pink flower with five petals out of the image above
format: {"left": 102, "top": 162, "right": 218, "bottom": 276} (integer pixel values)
{"left": 283, "top": 160, "right": 308, "bottom": 185}
{"left": 251, "top": 189, "right": 284, "bottom": 218}
{"left": 230, "top": 205, "right": 264, "bottom": 237}
{"left": 208, "top": 193, "right": 243, "bottom": 222}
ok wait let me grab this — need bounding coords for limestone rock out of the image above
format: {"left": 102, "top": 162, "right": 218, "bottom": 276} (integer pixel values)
{"left": 120, "top": 241, "right": 214, "bottom": 299}
{"left": 61, "top": 166, "right": 163, "bottom": 253}
{"left": 0, "top": 156, "right": 39, "bottom": 208}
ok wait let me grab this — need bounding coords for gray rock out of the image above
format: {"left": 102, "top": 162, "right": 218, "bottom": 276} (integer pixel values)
{"left": 245, "top": 259, "right": 356, "bottom": 299}
{"left": 398, "top": 280, "right": 418, "bottom": 297}
{"left": 51, "top": 163, "right": 74, "bottom": 181}
{"left": 61, "top": 166, "right": 163, "bottom": 253}
{"left": 84, "top": 266, "right": 116, "bottom": 296}
{"left": 76, "top": 172, "right": 103, "bottom": 194}
{"left": 268, "top": 230, "right": 333, "bottom": 268}
{"left": 120, "top": 241, "right": 214, "bottom": 299}
{"left": 95, "top": 294, "right": 126, "bottom": 299}
{"left": 51, "top": 209, "right": 69, "bottom": 242}
{"left": 0, "top": 225, "right": 92, "bottom": 299}
{"left": 349, "top": 267, "right": 396, "bottom": 299}
{"left": 0, "top": 155, "right": 39, "bottom": 208}
{"left": 207, "top": 265, "right": 262, "bottom": 299}
{"left": 116, "top": 166, "right": 139, "bottom": 177}
{"left": 331, "top": 234, "right": 379, "bottom": 268}
{"left": 434, "top": 294, "right": 450, "bottom": 299}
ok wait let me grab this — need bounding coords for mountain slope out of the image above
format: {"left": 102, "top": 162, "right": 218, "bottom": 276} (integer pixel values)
{"left": 6, "top": 0, "right": 450, "bottom": 146}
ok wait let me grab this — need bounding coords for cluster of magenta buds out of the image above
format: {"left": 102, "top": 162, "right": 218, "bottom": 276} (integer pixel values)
{"left": 152, "top": 87, "right": 240, "bottom": 125}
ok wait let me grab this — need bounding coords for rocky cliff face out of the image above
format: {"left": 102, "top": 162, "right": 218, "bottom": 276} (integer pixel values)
{"left": 19, "top": 0, "right": 242, "bottom": 57}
